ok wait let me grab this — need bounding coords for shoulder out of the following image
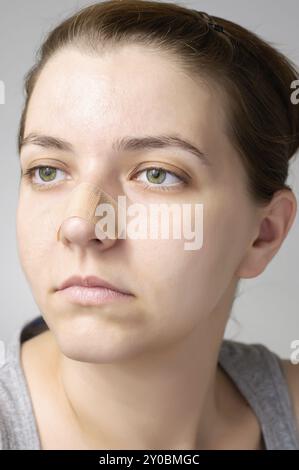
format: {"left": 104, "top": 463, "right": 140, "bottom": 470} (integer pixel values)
{"left": 0, "top": 328, "right": 45, "bottom": 450}
{"left": 279, "top": 359, "right": 299, "bottom": 433}
{"left": 0, "top": 334, "right": 20, "bottom": 449}
{"left": 0, "top": 328, "right": 34, "bottom": 450}
{"left": 0, "top": 358, "right": 15, "bottom": 450}
{"left": 221, "top": 340, "right": 299, "bottom": 448}
{"left": 0, "top": 367, "right": 6, "bottom": 450}
{"left": 221, "top": 339, "right": 299, "bottom": 415}
{"left": 220, "top": 339, "right": 278, "bottom": 370}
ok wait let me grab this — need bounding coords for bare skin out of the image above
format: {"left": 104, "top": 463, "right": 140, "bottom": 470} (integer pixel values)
{"left": 21, "top": 328, "right": 265, "bottom": 450}
{"left": 17, "top": 45, "right": 297, "bottom": 450}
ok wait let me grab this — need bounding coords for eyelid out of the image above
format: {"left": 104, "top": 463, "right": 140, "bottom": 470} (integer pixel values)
{"left": 25, "top": 164, "right": 67, "bottom": 175}
{"left": 128, "top": 161, "right": 191, "bottom": 182}
{"left": 23, "top": 158, "right": 69, "bottom": 172}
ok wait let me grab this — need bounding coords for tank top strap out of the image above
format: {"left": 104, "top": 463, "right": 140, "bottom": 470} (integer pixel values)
{"left": 218, "top": 339, "right": 299, "bottom": 449}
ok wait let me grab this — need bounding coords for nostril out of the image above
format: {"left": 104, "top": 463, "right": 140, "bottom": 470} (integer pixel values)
{"left": 92, "top": 238, "right": 103, "bottom": 246}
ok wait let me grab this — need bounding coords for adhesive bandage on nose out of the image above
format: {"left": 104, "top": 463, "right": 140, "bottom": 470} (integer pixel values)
{"left": 56, "top": 181, "right": 118, "bottom": 241}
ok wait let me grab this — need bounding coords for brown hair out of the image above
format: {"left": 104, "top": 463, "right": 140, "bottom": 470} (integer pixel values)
{"left": 18, "top": 0, "right": 299, "bottom": 205}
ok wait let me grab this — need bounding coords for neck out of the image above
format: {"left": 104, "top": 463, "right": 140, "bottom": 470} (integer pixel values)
{"left": 56, "top": 312, "right": 228, "bottom": 449}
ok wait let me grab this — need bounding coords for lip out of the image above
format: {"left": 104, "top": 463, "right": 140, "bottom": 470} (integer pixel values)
{"left": 57, "top": 285, "right": 133, "bottom": 306}
{"left": 56, "top": 275, "right": 132, "bottom": 295}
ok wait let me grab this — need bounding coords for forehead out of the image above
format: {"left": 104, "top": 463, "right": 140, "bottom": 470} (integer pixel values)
{"left": 25, "top": 45, "right": 227, "bottom": 151}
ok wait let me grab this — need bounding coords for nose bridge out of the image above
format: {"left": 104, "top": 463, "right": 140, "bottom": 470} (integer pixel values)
{"left": 56, "top": 181, "right": 118, "bottom": 242}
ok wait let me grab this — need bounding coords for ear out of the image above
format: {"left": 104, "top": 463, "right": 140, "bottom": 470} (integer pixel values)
{"left": 236, "top": 189, "right": 297, "bottom": 279}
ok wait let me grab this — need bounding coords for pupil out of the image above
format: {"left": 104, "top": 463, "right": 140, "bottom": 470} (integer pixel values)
{"left": 40, "top": 167, "right": 56, "bottom": 181}
{"left": 148, "top": 168, "right": 165, "bottom": 184}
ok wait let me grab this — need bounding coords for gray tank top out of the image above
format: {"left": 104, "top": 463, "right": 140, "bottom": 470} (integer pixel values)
{"left": 0, "top": 316, "right": 298, "bottom": 450}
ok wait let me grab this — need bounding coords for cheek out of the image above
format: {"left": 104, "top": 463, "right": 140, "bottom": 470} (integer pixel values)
{"left": 128, "top": 236, "right": 213, "bottom": 325}
{"left": 16, "top": 192, "right": 55, "bottom": 280}
{"left": 129, "top": 194, "right": 251, "bottom": 320}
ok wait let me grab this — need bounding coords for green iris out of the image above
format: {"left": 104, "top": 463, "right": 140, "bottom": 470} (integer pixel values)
{"left": 146, "top": 168, "right": 166, "bottom": 184}
{"left": 39, "top": 167, "right": 57, "bottom": 182}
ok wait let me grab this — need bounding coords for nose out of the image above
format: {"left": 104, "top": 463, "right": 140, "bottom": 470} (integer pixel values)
{"left": 57, "top": 216, "right": 117, "bottom": 249}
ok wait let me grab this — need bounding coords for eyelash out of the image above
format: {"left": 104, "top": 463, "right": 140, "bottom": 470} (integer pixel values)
{"left": 22, "top": 165, "right": 187, "bottom": 192}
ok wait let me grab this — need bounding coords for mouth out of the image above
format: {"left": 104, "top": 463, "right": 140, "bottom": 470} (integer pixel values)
{"left": 55, "top": 275, "right": 134, "bottom": 306}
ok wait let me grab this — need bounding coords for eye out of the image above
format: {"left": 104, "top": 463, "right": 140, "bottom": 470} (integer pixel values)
{"left": 23, "top": 165, "right": 69, "bottom": 187}
{"left": 133, "top": 167, "right": 185, "bottom": 191}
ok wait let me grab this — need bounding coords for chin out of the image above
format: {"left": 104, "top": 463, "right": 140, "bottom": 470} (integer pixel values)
{"left": 52, "top": 316, "right": 150, "bottom": 364}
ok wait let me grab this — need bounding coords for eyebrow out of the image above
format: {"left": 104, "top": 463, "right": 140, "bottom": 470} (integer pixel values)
{"left": 19, "top": 133, "right": 211, "bottom": 166}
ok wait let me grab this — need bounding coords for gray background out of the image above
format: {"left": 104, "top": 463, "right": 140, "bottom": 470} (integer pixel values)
{"left": 0, "top": 0, "right": 298, "bottom": 357}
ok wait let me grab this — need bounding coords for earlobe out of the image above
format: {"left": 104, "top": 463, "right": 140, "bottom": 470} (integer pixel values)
{"left": 234, "top": 248, "right": 268, "bottom": 280}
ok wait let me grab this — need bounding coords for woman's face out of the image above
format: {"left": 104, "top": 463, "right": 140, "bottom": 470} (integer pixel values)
{"left": 17, "top": 45, "right": 258, "bottom": 362}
